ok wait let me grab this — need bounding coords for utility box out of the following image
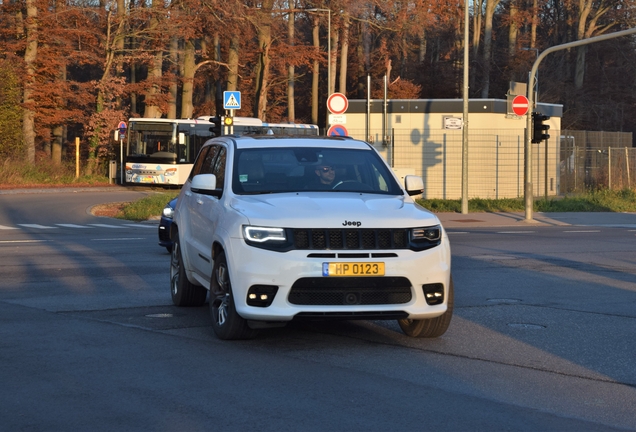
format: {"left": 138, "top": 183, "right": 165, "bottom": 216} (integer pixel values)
{"left": 109, "top": 160, "right": 118, "bottom": 184}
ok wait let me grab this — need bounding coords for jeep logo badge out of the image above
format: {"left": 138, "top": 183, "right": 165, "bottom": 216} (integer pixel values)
{"left": 342, "top": 220, "right": 362, "bottom": 227}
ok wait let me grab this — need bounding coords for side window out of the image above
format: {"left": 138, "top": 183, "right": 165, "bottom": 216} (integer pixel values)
{"left": 200, "top": 145, "right": 220, "bottom": 175}
{"left": 211, "top": 148, "right": 227, "bottom": 190}
{"left": 189, "top": 146, "right": 210, "bottom": 180}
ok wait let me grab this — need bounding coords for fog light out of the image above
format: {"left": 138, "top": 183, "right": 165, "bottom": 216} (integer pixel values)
{"left": 246, "top": 285, "right": 278, "bottom": 307}
{"left": 422, "top": 283, "right": 444, "bottom": 305}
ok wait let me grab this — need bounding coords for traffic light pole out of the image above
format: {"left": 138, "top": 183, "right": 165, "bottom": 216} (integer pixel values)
{"left": 524, "top": 27, "right": 636, "bottom": 222}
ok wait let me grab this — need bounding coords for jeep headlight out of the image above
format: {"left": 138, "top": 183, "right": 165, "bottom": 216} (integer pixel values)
{"left": 409, "top": 225, "right": 442, "bottom": 251}
{"left": 411, "top": 226, "right": 441, "bottom": 241}
{"left": 243, "top": 226, "right": 286, "bottom": 243}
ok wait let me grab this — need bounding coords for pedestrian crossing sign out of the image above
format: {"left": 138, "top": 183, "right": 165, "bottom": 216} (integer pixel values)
{"left": 223, "top": 91, "right": 241, "bottom": 110}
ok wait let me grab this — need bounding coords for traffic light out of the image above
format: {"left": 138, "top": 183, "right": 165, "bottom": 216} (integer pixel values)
{"left": 209, "top": 116, "right": 233, "bottom": 137}
{"left": 210, "top": 116, "right": 223, "bottom": 137}
{"left": 531, "top": 112, "right": 550, "bottom": 143}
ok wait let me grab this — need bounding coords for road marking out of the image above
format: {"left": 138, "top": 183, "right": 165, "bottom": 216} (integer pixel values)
{"left": 91, "top": 238, "right": 145, "bottom": 241}
{"left": 497, "top": 231, "right": 536, "bottom": 234}
{"left": 564, "top": 230, "right": 601, "bottom": 233}
{"left": 447, "top": 231, "right": 469, "bottom": 235}
{"left": 0, "top": 225, "right": 19, "bottom": 230}
{"left": 123, "top": 224, "right": 156, "bottom": 229}
{"left": 18, "top": 224, "right": 57, "bottom": 229}
{"left": 0, "top": 240, "right": 49, "bottom": 244}
{"left": 56, "top": 224, "right": 93, "bottom": 228}
{"left": 88, "top": 224, "right": 126, "bottom": 228}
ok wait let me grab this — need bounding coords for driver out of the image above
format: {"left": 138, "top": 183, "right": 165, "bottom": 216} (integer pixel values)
{"left": 311, "top": 164, "right": 336, "bottom": 189}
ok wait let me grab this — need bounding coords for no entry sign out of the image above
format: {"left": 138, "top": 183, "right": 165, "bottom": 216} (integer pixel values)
{"left": 327, "top": 93, "right": 349, "bottom": 115}
{"left": 512, "top": 95, "right": 529, "bottom": 116}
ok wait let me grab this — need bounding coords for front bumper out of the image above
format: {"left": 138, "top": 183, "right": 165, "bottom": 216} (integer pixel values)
{"left": 225, "top": 235, "right": 451, "bottom": 322}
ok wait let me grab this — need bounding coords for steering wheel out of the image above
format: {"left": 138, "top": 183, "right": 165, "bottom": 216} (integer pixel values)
{"left": 332, "top": 180, "right": 355, "bottom": 189}
{"left": 332, "top": 180, "right": 373, "bottom": 191}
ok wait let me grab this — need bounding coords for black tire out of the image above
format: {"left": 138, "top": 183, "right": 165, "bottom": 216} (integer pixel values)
{"left": 398, "top": 277, "right": 454, "bottom": 338}
{"left": 170, "top": 232, "right": 207, "bottom": 307}
{"left": 210, "top": 252, "right": 258, "bottom": 340}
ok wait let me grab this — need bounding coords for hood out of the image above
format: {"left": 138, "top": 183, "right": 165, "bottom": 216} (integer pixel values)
{"left": 229, "top": 192, "right": 440, "bottom": 229}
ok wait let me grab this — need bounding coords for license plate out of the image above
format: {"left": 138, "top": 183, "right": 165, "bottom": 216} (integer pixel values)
{"left": 322, "top": 262, "right": 385, "bottom": 277}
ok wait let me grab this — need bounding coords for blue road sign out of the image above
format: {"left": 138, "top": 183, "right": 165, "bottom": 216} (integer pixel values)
{"left": 327, "top": 124, "right": 348, "bottom": 136}
{"left": 223, "top": 91, "right": 241, "bottom": 110}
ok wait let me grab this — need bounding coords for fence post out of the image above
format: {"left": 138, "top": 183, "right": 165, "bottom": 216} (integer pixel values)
{"left": 608, "top": 147, "right": 611, "bottom": 190}
{"left": 626, "top": 147, "right": 631, "bottom": 188}
{"left": 75, "top": 137, "right": 80, "bottom": 178}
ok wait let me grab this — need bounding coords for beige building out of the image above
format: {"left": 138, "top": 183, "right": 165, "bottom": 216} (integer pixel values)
{"left": 340, "top": 99, "right": 562, "bottom": 199}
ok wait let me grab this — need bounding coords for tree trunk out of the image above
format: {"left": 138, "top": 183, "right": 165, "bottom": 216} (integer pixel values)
{"left": 52, "top": 125, "right": 63, "bottom": 165}
{"left": 252, "top": 0, "right": 273, "bottom": 121}
{"left": 168, "top": 37, "right": 178, "bottom": 119}
{"left": 480, "top": 0, "right": 500, "bottom": 98}
{"left": 287, "top": 10, "right": 295, "bottom": 122}
{"left": 508, "top": 0, "right": 518, "bottom": 59}
{"left": 329, "top": 28, "right": 338, "bottom": 96}
{"left": 311, "top": 16, "right": 319, "bottom": 125}
{"left": 143, "top": 0, "right": 164, "bottom": 118}
{"left": 227, "top": 35, "right": 239, "bottom": 92}
{"left": 181, "top": 40, "right": 195, "bottom": 119}
{"left": 531, "top": 0, "right": 538, "bottom": 48}
{"left": 419, "top": 27, "right": 427, "bottom": 64}
{"left": 472, "top": 0, "right": 482, "bottom": 58}
{"left": 22, "top": 0, "right": 38, "bottom": 164}
{"left": 339, "top": 13, "right": 350, "bottom": 94}
{"left": 573, "top": 0, "right": 612, "bottom": 89}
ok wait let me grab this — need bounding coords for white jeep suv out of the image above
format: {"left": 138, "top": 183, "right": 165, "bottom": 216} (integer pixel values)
{"left": 170, "top": 135, "right": 453, "bottom": 340}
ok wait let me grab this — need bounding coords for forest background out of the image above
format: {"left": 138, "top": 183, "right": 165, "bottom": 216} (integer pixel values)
{"left": 1, "top": 0, "right": 636, "bottom": 175}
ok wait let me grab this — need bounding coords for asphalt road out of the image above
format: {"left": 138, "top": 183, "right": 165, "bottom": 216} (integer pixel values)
{"left": 1, "top": 189, "right": 635, "bottom": 431}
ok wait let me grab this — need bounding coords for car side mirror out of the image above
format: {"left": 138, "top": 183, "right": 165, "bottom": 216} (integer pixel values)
{"left": 191, "top": 174, "right": 222, "bottom": 198}
{"left": 404, "top": 175, "right": 424, "bottom": 196}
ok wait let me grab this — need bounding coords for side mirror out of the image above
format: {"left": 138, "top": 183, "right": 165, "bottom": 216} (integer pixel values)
{"left": 404, "top": 175, "right": 424, "bottom": 196}
{"left": 191, "top": 174, "right": 222, "bottom": 198}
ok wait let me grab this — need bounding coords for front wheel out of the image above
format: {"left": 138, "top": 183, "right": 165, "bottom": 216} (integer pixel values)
{"left": 170, "top": 232, "right": 207, "bottom": 307}
{"left": 398, "top": 277, "right": 454, "bottom": 338}
{"left": 210, "top": 252, "right": 258, "bottom": 340}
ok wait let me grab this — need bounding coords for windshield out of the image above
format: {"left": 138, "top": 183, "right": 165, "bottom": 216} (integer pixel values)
{"left": 232, "top": 147, "right": 403, "bottom": 195}
{"left": 127, "top": 122, "right": 177, "bottom": 160}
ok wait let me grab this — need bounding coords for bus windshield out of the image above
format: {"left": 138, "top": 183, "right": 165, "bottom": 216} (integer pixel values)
{"left": 127, "top": 121, "right": 178, "bottom": 163}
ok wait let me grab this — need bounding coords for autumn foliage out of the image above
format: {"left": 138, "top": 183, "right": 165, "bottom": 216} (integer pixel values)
{"left": 1, "top": 0, "right": 636, "bottom": 170}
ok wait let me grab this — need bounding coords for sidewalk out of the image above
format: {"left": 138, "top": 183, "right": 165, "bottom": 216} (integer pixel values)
{"left": 436, "top": 211, "right": 636, "bottom": 229}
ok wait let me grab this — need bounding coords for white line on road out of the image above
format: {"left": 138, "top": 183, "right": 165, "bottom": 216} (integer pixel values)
{"left": 18, "top": 224, "right": 57, "bottom": 229}
{"left": 0, "top": 240, "right": 49, "bottom": 244}
{"left": 56, "top": 224, "right": 93, "bottom": 228}
{"left": 88, "top": 224, "right": 126, "bottom": 228}
{"left": 497, "top": 231, "right": 537, "bottom": 234}
{"left": 91, "top": 238, "right": 145, "bottom": 241}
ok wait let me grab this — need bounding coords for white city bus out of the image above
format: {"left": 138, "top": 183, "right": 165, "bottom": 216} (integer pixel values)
{"left": 124, "top": 117, "right": 318, "bottom": 185}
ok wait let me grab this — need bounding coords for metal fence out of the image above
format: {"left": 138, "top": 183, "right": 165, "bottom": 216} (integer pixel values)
{"left": 344, "top": 128, "right": 633, "bottom": 198}
{"left": 347, "top": 128, "right": 557, "bottom": 200}
{"left": 560, "top": 145, "right": 636, "bottom": 193}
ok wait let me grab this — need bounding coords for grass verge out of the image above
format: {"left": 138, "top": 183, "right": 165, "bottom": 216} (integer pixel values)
{"left": 116, "top": 192, "right": 179, "bottom": 221}
{"left": 0, "top": 157, "right": 112, "bottom": 187}
{"left": 417, "top": 189, "right": 636, "bottom": 213}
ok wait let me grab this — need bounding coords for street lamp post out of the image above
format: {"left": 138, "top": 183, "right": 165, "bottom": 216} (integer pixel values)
{"left": 306, "top": 8, "right": 331, "bottom": 126}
